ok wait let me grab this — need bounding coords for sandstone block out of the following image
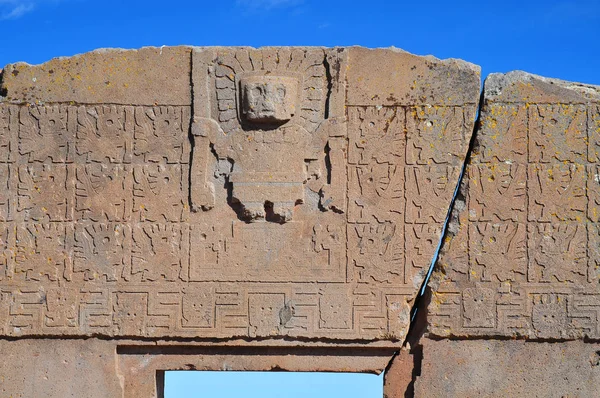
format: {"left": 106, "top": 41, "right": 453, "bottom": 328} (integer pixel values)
{"left": 0, "top": 46, "right": 480, "bottom": 345}
{"left": 414, "top": 338, "right": 600, "bottom": 398}
{"left": 1, "top": 46, "right": 192, "bottom": 105}
{"left": 428, "top": 71, "right": 600, "bottom": 339}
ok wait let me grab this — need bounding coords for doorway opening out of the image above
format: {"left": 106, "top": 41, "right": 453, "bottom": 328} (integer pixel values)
{"left": 164, "top": 370, "right": 384, "bottom": 398}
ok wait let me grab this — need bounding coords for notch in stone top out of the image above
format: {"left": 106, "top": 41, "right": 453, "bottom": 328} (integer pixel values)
{"left": 240, "top": 76, "right": 299, "bottom": 124}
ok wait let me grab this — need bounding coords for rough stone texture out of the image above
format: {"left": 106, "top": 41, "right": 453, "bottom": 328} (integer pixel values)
{"left": 1, "top": 46, "right": 192, "bottom": 105}
{"left": 0, "top": 339, "right": 123, "bottom": 397}
{"left": 0, "top": 47, "right": 479, "bottom": 345}
{"left": 346, "top": 47, "right": 480, "bottom": 106}
{"left": 383, "top": 349, "right": 414, "bottom": 398}
{"left": 414, "top": 339, "right": 600, "bottom": 398}
{"left": 428, "top": 71, "right": 600, "bottom": 339}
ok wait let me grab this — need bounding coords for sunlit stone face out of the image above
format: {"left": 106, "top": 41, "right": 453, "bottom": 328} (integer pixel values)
{"left": 240, "top": 76, "right": 299, "bottom": 124}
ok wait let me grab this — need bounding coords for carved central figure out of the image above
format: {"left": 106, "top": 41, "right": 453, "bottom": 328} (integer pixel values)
{"left": 190, "top": 49, "right": 346, "bottom": 224}
{"left": 224, "top": 75, "right": 307, "bottom": 221}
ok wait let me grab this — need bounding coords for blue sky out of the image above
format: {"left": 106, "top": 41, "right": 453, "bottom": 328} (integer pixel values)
{"left": 165, "top": 371, "right": 384, "bottom": 398}
{"left": 1, "top": 0, "right": 598, "bottom": 396}
{"left": 0, "top": 0, "right": 599, "bottom": 85}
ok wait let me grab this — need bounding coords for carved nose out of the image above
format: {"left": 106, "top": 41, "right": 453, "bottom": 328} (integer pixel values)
{"left": 261, "top": 99, "right": 275, "bottom": 113}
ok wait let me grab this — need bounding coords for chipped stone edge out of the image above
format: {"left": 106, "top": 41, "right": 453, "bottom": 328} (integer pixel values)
{"left": 3, "top": 45, "right": 481, "bottom": 75}
{"left": 485, "top": 70, "right": 600, "bottom": 102}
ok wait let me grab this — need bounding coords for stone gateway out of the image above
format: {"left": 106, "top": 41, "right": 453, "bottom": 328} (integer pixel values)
{"left": 0, "top": 46, "right": 598, "bottom": 397}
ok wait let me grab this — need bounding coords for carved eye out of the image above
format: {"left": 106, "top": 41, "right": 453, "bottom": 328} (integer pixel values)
{"left": 251, "top": 86, "right": 262, "bottom": 98}
{"left": 277, "top": 86, "right": 286, "bottom": 99}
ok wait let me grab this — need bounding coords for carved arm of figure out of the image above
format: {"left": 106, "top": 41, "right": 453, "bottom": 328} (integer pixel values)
{"left": 190, "top": 117, "right": 221, "bottom": 212}
{"left": 315, "top": 117, "right": 347, "bottom": 213}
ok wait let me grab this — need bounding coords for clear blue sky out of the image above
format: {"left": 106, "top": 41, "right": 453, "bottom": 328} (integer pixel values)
{"left": 1, "top": 0, "right": 597, "bottom": 396}
{"left": 0, "top": 0, "right": 599, "bottom": 85}
{"left": 165, "top": 371, "right": 384, "bottom": 398}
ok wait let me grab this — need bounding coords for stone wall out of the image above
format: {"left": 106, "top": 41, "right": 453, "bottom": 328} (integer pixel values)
{"left": 0, "top": 46, "right": 597, "bottom": 397}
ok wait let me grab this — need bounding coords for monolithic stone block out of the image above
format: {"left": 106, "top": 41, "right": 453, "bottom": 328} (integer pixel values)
{"left": 428, "top": 71, "right": 600, "bottom": 339}
{"left": 0, "top": 46, "right": 479, "bottom": 347}
{"left": 0, "top": 339, "right": 122, "bottom": 398}
{"left": 414, "top": 339, "right": 600, "bottom": 398}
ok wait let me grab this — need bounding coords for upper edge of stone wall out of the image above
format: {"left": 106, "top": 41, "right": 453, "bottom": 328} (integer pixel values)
{"left": 484, "top": 70, "right": 600, "bottom": 104}
{"left": 346, "top": 47, "right": 481, "bottom": 106}
{"left": 0, "top": 46, "right": 482, "bottom": 108}
{"left": 427, "top": 69, "right": 600, "bottom": 340}
{"left": 0, "top": 46, "right": 192, "bottom": 105}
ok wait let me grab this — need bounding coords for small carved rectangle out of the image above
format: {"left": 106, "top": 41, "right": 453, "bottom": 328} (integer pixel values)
{"left": 406, "top": 106, "right": 468, "bottom": 165}
{"left": 468, "top": 222, "right": 527, "bottom": 282}
{"left": 528, "top": 104, "right": 587, "bottom": 163}
{"left": 467, "top": 163, "right": 527, "bottom": 222}
{"left": 474, "top": 104, "right": 527, "bottom": 164}
{"left": 405, "top": 165, "right": 460, "bottom": 224}
{"left": 16, "top": 164, "right": 75, "bottom": 222}
{"left": 528, "top": 163, "right": 586, "bottom": 222}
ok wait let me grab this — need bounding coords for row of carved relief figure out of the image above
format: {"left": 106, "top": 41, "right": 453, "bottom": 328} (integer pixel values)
{"left": 0, "top": 105, "right": 191, "bottom": 164}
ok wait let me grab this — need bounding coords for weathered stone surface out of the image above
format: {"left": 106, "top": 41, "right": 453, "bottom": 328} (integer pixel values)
{"left": 0, "top": 339, "right": 122, "bottom": 397}
{"left": 346, "top": 47, "right": 480, "bottom": 106}
{"left": 382, "top": 349, "right": 414, "bottom": 398}
{"left": 1, "top": 46, "right": 192, "bottom": 105}
{"left": 0, "top": 47, "right": 479, "bottom": 345}
{"left": 414, "top": 339, "right": 600, "bottom": 398}
{"left": 428, "top": 71, "right": 600, "bottom": 339}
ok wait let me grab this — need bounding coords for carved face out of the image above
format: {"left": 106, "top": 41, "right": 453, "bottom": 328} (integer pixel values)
{"left": 241, "top": 76, "right": 298, "bottom": 124}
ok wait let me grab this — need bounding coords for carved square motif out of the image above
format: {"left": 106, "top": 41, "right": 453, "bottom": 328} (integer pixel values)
{"left": 19, "top": 105, "right": 73, "bottom": 163}
{"left": 469, "top": 222, "right": 527, "bottom": 282}
{"left": 248, "top": 293, "right": 286, "bottom": 336}
{"left": 44, "top": 288, "right": 79, "bottom": 328}
{"left": 588, "top": 223, "right": 600, "bottom": 283}
{"left": 531, "top": 294, "right": 570, "bottom": 339}
{"left": 113, "top": 292, "right": 148, "bottom": 335}
{"left": 181, "top": 290, "right": 214, "bottom": 328}
{"left": 349, "top": 222, "right": 403, "bottom": 283}
{"left": 76, "top": 105, "right": 133, "bottom": 163}
{"left": 73, "top": 223, "right": 131, "bottom": 282}
{"left": 528, "top": 104, "right": 586, "bottom": 163}
{"left": 131, "top": 224, "right": 188, "bottom": 282}
{"left": 133, "top": 164, "right": 189, "bottom": 222}
{"left": 462, "top": 286, "right": 496, "bottom": 328}
{"left": 405, "top": 165, "right": 460, "bottom": 224}
{"left": 14, "top": 223, "right": 72, "bottom": 282}
{"left": 528, "top": 163, "right": 586, "bottom": 222}
{"left": 347, "top": 163, "right": 404, "bottom": 223}
{"left": 76, "top": 164, "right": 133, "bottom": 222}
{"left": 475, "top": 105, "right": 527, "bottom": 164}
{"left": 588, "top": 104, "right": 600, "bottom": 162}
{"left": 133, "top": 106, "right": 190, "bottom": 163}
{"left": 467, "top": 164, "right": 527, "bottom": 222}
{"left": 0, "top": 226, "right": 12, "bottom": 280}
{"left": 17, "top": 164, "right": 75, "bottom": 222}
{"left": 527, "top": 223, "right": 587, "bottom": 283}
{"left": 588, "top": 164, "right": 600, "bottom": 222}
{"left": 406, "top": 106, "right": 468, "bottom": 165}
{"left": 347, "top": 106, "right": 405, "bottom": 166}
{"left": 0, "top": 164, "right": 12, "bottom": 221}
{"left": 318, "top": 287, "right": 352, "bottom": 330}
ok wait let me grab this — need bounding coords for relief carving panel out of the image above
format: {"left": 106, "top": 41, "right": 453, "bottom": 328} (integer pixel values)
{"left": 0, "top": 46, "right": 480, "bottom": 342}
{"left": 429, "top": 72, "right": 600, "bottom": 339}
